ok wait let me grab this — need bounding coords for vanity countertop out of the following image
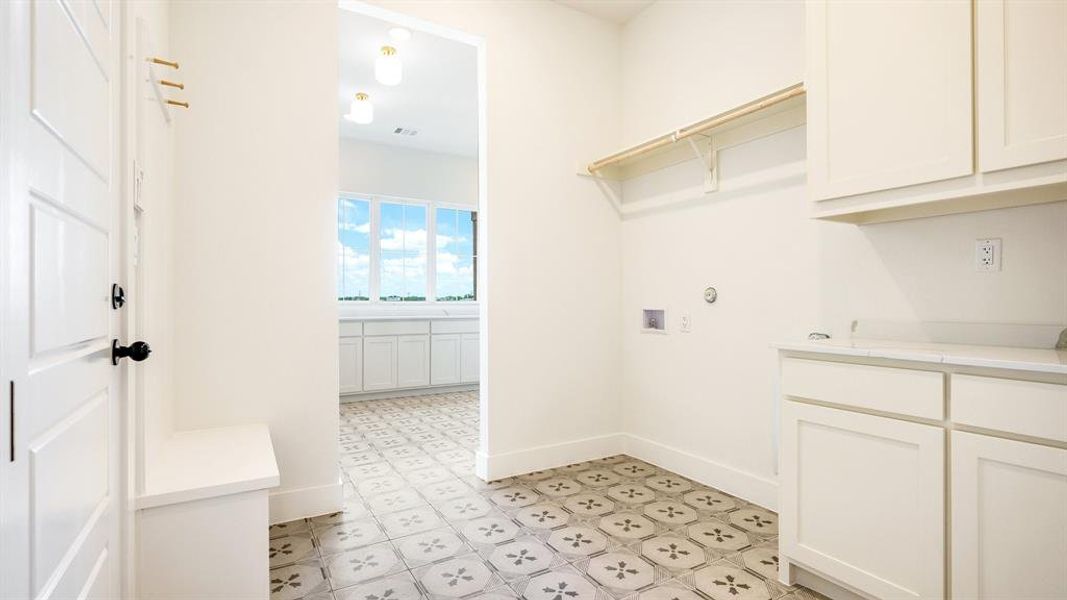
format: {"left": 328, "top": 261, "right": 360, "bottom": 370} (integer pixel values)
{"left": 339, "top": 314, "right": 478, "bottom": 322}
{"left": 774, "top": 338, "right": 1067, "bottom": 375}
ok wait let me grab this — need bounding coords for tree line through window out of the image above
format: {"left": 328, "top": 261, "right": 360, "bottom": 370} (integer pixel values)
{"left": 337, "top": 196, "right": 477, "bottom": 302}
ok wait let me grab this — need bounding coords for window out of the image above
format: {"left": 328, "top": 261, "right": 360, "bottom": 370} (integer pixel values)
{"left": 337, "top": 197, "right": 370, "bottom": 301}
{"left": 435, "top": 207, "right": 476, "bottom": 301}
{"left": 337, "top": 195, "right": 477, "bottom": 303}
{"left": 379, "top": 202, "right": 428, "bottom": 302}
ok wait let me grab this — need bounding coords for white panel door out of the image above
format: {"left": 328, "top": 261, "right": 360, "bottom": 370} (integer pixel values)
{"left": 1, "top": 1, "right": 122, "bottom": 599}
{"left": 339, "top": 338, "right": 363, "bottom": 394}
{"left": 780, "top": 402, "right": 944, "bottom": 600}
{"left": 807, "top": 0, "right": 972, "bottom": 200}
{"left": 397, "top": 335, "right": 430, "bottom": 389}
{"left": 977, "top": 0, "right": 1067, "bottom": 172}
{"left": 362, "top": 337, "right": 397, "bottom": 391}
{"left": 952, "top": 431, "right": 1067, "bottom": 600}
{"left": 430, "top": 334, "right": 461, "bottom": 386}
{"left": 460, "top": 333, "right": 479, "bottom": 383}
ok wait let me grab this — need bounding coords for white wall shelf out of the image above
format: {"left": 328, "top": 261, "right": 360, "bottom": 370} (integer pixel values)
{"left": 580, "top": 83, "right": 806, "bottom": 217}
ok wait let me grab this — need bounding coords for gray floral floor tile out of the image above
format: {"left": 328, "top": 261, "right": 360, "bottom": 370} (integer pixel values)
{"left": 325, "top": 542, "right": 406, "bottom": 589}
{"left": 275, "top": 391, "right": 821, "bottom": 600}
{"left": 380, "top": 506, "right": 446, "bottom": 538}
{"left": 514, "top": 503, "right": 571, "bottom": 530}
{"left": 546, "top": 526, "right": 609, "bottom": 558}
{"left": 415, "top": 555, "right": 503, "bottom": 599}
{"left": 395, "top": 527, "right": 473, "bottom": 568}
{"left": 333, "top": 571, "right": 424, "bottom": 600}
{"left": 316, "top": 519, "right": 387, "bottom": 555}
{"left": 270, "top": 560, "right": 330, "bottom": 600}
{"left": 270, "top": 534, "right": 317, "bottom": 568}
{"left": 693, "top": 562, "right": 772, "bottom": 600}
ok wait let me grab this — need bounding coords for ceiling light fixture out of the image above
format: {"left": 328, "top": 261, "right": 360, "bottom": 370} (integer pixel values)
{"left": 375, "top": 45, "right": 402, "bottom": 86}
{"left": 388, "top": 27, "right": 411, "bottom": 42}
{"left": 344, "top": 92, "right": 373, "bottom": 124}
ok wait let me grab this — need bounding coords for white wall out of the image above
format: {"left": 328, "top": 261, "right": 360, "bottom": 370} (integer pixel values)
{"left": 619, "top": 1, "right": 1067, "bottom": 509}
{"left": 340, "top": 139, "right": 477, "bottom": 206}
{"left": 169, "top": 1, "right": 341, "bottom": 522}
{"left": 367, "top": 0, "right": 624, "bottom": 477}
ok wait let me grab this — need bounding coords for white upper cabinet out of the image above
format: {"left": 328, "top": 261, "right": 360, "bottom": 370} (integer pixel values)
{"left": 807, "top": 0, "right": 1067, "bottom": 223}
{"left": 976, "top": 0, "right": 1067, "bottom": 172}
{"left": 806, "top": 0, "right": 973, "bottom": 201}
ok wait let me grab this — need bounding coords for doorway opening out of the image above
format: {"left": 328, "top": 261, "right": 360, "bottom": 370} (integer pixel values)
{"left": 333, "top": 2, "right": 489, "bottom": 503}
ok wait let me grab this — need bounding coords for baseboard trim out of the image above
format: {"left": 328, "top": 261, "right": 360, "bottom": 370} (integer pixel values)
{"left": 623, "top": 434, "right": 778, "bottom": 511}
{"left": 269, "top": 480, "right": 343, "bottom": 524}
{"left": 341, "top": 384, "right": 478, "bottom": 403}
{"left": 482, "top": 433, "right": 625, "bottom": 481}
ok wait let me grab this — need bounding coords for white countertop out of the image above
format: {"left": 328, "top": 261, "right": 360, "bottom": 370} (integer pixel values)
{"left": 774, "top": 338, "right": 1067, "bottom": 375}
{"left": 138, "top": 424, "right": 280, "bottom": 510}
{"left": 340, "top": 315, "right": 478, "bottom": 322}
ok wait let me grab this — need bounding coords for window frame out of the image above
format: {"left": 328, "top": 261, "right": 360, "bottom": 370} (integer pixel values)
{"left": 337, "top": 191, "right": 477, "bottom": 305}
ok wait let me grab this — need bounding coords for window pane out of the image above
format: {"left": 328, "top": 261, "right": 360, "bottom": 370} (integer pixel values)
{"left": 337, "top": 197, "right": 370, "bottom": 301}
{"left": 435, "top": 207, "right": 476, "bottom": 301}
{"left": 380, "top": 202, "right": 427, "bottom": 301}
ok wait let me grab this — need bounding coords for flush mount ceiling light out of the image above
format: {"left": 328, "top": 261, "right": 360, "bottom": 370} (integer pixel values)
{"left": 388, "top": 27, "right": 411, "bottom": 42}
{"left": 375, "top": 45, "right": 402, "bottom": 86}
{"left": 344, "top": 92, "right": 373, "bottom": 124}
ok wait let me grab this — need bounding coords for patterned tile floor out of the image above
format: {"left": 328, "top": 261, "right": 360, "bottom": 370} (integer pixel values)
{"left": 268, "top": 391, "right": 824, "bottom": 600}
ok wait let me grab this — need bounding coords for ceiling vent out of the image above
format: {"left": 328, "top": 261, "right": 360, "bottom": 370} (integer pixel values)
{"left": 393, "top": 127, "right": 419, "bottom": 137}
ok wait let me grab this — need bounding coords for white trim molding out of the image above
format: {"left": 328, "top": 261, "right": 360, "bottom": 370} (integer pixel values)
{"left": 481, "top": 434, "right": 626, "bottom": 481}
{"left": 268, "top": 480, "right": 344, "bottom": 524}
{"left": 623, "top": 434, "right": 779, "bottom": 511}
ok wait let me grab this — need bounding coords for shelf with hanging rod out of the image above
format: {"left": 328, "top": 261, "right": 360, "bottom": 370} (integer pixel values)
{"left": 581, "top": 83, "right": 805, "bottom": 183}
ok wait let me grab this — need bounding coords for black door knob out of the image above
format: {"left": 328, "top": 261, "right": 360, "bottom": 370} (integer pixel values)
{"left": 112, "top": 340, "right": 152, "bottom": 365}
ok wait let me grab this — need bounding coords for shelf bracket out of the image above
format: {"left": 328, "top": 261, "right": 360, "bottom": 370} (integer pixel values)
{"left": 686, "top": 136, "right": 718, "bottom": 193}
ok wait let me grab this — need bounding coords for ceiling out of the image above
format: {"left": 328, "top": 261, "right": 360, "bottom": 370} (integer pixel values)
{"left": 554, "top": 0, "right": 657, "bottom": 24}
{"left": 338, "top": 10, "right": 478, "bottom": 157}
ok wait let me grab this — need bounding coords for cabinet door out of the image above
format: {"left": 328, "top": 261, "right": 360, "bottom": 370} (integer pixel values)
{"left": 977, "top": 0, "right": 1067, "bottom": 172}
{"left": 397, "top": 335, "right": 430, "bottom": 388}
{"left": 431, "top": 334, "right": 461, "bottom": 386}
{"left": 339, "top": 337, "right": 363, "bottom": 393}
{"left": 362, "top": 336, "right": 397, "bottom": 391}
{"left": 780, "top": 401, "right": 944, "bottom": 599}
{"left": 807, "top": 0, "right": 972, "bottom": 200}
{"left": 460, "top": 333, "right": 479, "bottom": 383}
{"left": 952, "top": 431, "right": 1067, "bottom": 600}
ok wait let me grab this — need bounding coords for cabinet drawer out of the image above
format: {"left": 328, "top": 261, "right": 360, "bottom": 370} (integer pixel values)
{"left": 339, "top": 321, "right": 363, "bottom": 337}
{"left": 781, "top": 358, "right": 943, "bottom": 419}
{"left": 363, "top": 320, "right": 430, "bottom": 336}
{"left": 952, "top": 374, "right": 1067, "bottom": 443}
{"left": 431, "top": 319, "right": 479, "bottom": 334}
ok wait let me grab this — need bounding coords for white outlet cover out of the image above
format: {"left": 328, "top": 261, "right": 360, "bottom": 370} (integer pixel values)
{"left": 680, "top": 314, "right": 692, "bottom": 333}
{"left": 975, "top": 238, "right": 1002, "bottom": 272}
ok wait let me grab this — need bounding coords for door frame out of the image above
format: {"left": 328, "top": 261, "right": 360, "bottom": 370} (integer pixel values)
{"left": 335, "top": 1, "right": 491, "bottom": 479}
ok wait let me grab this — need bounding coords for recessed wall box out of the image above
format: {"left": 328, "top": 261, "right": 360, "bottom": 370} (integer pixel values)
{"left": 642, "top": 309, "right": 666, "bottom": 334}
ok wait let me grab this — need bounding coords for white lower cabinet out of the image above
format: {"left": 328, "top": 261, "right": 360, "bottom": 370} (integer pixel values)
{"left": 397, "top": 335, "right": 430, "bottom": 388}
{"left": 460, "top": 333, "right": 479, "bottom": 383}
{"left": 362, "top": 336, "right": 397, "bottom": 391}
{"left": 431, "top": 334, "right": 462, "bottom": 385}
{"left": 951, "top": 431, "right": 1067, "bottom": 600}
{"left": 780, "top": 401, "right": 944, "bottom": 599}
{"left": 339, "top": 337, "right": 363, "bottom": 393}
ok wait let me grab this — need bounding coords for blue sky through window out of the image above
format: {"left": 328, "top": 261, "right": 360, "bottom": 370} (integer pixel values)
{"left": 436, "top": 208, "right": 475, "bottom": 301}
{"left": 337, "top": 198, "right": 370, "bottom": 300}
{"left": 379, "top": 202, "right": 427, "bottom": 301}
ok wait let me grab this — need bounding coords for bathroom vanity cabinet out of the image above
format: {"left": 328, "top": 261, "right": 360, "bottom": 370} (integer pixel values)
{"left": 775, "top": 340, "right": 1067, "bottom": 600}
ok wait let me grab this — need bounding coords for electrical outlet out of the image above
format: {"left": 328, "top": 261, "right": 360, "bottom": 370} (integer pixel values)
{"left": 975, "top": 238, "right": 1001, "bottom": 272}
{"left": 680, "top": 313, "right": 692, "bottom": 333}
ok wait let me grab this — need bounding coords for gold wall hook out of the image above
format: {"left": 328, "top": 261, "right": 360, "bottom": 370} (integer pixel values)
{"left": 165, "top": 99, "right": 189, "bottom": 109}
{"left": 150, "top": 57, "right": 179, "bottom": 69}
{"left": 160, "top": 79, "right": 184, "bottom": 90}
